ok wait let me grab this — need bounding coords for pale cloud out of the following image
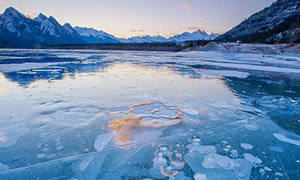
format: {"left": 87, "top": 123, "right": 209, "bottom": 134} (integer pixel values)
{"left": 0, "top": 0, "right": 5, "bottom": 4}
{"left": 130, "top": 29, "right": 144, "bottom": 33}
{"left": 181, "top": 3, "right": 192, "bottom": 9}
{"left": 189, "top": 26, "right": 200, "bottom": 31}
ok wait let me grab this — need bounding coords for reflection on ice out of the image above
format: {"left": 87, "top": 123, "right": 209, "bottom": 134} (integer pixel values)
{"left": 0, "top": 49, "right": 299, "bottom": 179}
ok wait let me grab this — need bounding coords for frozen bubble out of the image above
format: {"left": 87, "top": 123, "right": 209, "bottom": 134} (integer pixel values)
{"left": 264, "top": 167, "right": 272, "bottom": 171}
{"left": 222, "top": 141, "right": 228, "bottom": 144}
{"left": 154, "top": 109, "right": 177, "bottom": 117}
{"left": 108, "top": 107, "right": 130, "bottom": 113}
{"left": 194, "top": 173, "right": 207, "bottom": 180}
{"left": 245, "top": 124, "right": 259, "bottom": 131}
{"left": 37, "top": 153, "right": 46, "bottom": 159}
{"left": 94, "top": 132, "right": 113, "bottom": 151}
{"left": 176, "top": 153, "right": 182, "bottom": 158}
{"left": 269, "top": 146, "right": 284, "bottom": 153}
{"left": 183, "top": 108, "right": 200, "bottom": 116}
{"left": 0, "top": 162, "right": 9, "bottom": 171}
{"left": 193, "top": 138, "right": 201, "bottom": 143}
{"left": 56, "top": 145, "right": 64, "bottom": 150}
{"left": 243, "top": 153, "right": 262, "bottom": 164}
{"left": 275, "top": 172, "right": 283, "bottom": 177}
{"left": 241, "top": 143, "right": 253, "bottom": 150}
{"left": 160, "top": 146, "right": 168, "bottom": 151}
{"left": 230, "top": 150, "right": 238, "bottom": 158}
{"left": 259, "top": 168, "right": 265, "bottom": 176}
{"left": 47, "top": 153, "right": 57, "bottom": 159}
{"left": 273, "top": 133, "right": 300, "bottom": 146}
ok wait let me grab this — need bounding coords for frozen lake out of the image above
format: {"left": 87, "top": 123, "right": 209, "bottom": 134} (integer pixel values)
{"left": 0, "top": 49, "right": 300, "bottom": 180}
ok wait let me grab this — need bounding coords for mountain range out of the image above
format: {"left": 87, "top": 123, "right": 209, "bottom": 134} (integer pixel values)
{"left": 0, "top": 7, "right": 219, "bottom": 48}
{"left": 217, "top": 0, "right": 300, "bottom": 43}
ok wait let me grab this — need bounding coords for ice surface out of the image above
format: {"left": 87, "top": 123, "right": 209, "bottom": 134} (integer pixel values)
{"left": 0, "top": 49, "right": 300, "bottom": 179}
{"left": 0, "top": 123, "right": 29, "bottom": 148}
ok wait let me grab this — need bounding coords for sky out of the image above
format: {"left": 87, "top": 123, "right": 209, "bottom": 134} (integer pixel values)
{"left": 0, "top": 0, "right": 276, "bottom": 38}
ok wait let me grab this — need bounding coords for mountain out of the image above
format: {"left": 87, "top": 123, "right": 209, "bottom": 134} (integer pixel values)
{"left": 74, "top": 27, "right": 120, "bottom": 44}
{"left": 119, "top": 35, "right": 168, "bottom": 43}
{"left": 118, "top": 30, "right": 219, "bottom": 43}
{"left": 0, "top": 7, "right": 220, "bottom": 48}
{"left": 0, "top": 8, "right": 84, "bottom": 48}
{"left": 217, "top": 0, "right": 300, "bottom": 43}
{"left": 169, "top": 30, "right": 219, "bottom": 42}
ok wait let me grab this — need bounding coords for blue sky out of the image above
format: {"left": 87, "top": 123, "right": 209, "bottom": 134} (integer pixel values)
{"left": 0, "top": 0, "right": 276, "bottom": 38}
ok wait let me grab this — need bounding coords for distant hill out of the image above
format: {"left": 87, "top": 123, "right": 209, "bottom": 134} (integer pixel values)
{"left": 0, "top": 7, "right": 219, "bottom": 48}
{"left": 217, "top": 0, "right": 300, "bottom": 43}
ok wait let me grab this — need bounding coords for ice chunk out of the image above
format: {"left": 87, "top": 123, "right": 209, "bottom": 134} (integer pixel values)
{"left": 0, "top": 123, "right": 29, "bottom": 148}
{"left": 241, "top": 143, "right": 253, "bottom": 150}
{"left": 202, "top": 154, "right": 237, "bottom": 169}
{"left": 0, "top": 162, "right": 9, "bottom": 172}
{"left": 273, "top": 133, "right": 300, "bottom": 146}
{"left": 79, "top": 156, "right": 95, "bottom": 171}
{"left": 269, "top": 146, "right": 284, "bottom": 153}
{"left": 184, "top": 151, "right": 252, "bottom": 180}
{"left": 187, "top": 142, "right": 216, "bottom": 154}
{"left": 94, "top": 132, "right": 113, "bottom": 151}
{"left": 243, "top": 153, "right": 262, "bottom": 164}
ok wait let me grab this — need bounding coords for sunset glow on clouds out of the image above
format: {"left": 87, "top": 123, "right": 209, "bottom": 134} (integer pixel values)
{"left": 0, "top": 0, "right": 276, "bottom": 38}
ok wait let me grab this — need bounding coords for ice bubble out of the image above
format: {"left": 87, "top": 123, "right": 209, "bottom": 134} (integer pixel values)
{"left": 269, "top": 146, "right": 284, "bottom": 153}
{"left": 94, "top": 132, "right": 113, "bottom": 151}
{"left": 108, "top": 107, "right": 130, "bottom": 113}
{"left": 275, "top": 172, "right": 283, "bottom": 177}
{"left": 273, "top": 133, "right": 300, "bottom": 146}
{"left": 56, "top": 145, "right": 64, "bottom": 150}
{"left": 259, "top": 168, "right": 265, "bottom": 176}
{"left": 154, "top": 109, "right": 177, "bottom": 117}
{"left": 0, "top": 162, "right": 9, "bottom": 172}
{"left": 241, "top": 143, "right": 253, "bottom": 150}
{"left": 264, "top": 167, "right": 272, "bottom": 171}
{"left": 183, "top": 108, "right": 200, "bottom": 116}
{"left": 42, "top": 147, "right": 50, "bottom": 152}
{"left": 37, "top": 153, "right": 46, "bottom": 159}
{"left": 230, "top": 150, "right": 238, "bottom": 158}
{"left": 245, "top": 124, "right": 259, "bottom": 131}
{"left": 160, "top": 146, "right": 168, "bottom": 151}
{"left": 243, "top": 153, "right": 262, "bottom": 164}
{"left": 194, "top": 173, "right": 207, "bottom": 180}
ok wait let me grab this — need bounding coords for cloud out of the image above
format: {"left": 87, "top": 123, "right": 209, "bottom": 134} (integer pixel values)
{"left": 0, "top": 0, "right": 5, "bottom": 4}
{"left": 181, "top": 3, "right": 192, "bottom": 9}
{"left": 189, "top": 26, "right": 200, "bottom": 31}
{"left": 130, "top": 29, "right": 144, "bottom": 33}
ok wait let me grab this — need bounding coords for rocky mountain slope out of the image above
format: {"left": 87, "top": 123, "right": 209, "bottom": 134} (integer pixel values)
{"left": 217, "top": 0, "right": 300, "bottom": 43}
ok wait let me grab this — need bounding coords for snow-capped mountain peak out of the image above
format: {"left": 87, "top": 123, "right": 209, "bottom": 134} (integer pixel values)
{"left": 169, "top": 30, "right": 219, "bottom": 42}
{"left": 33, "top": 13, "right": 48, "bottom": 23}
{"left": 3, "top": 7, "right": 25, "bottom": 18}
